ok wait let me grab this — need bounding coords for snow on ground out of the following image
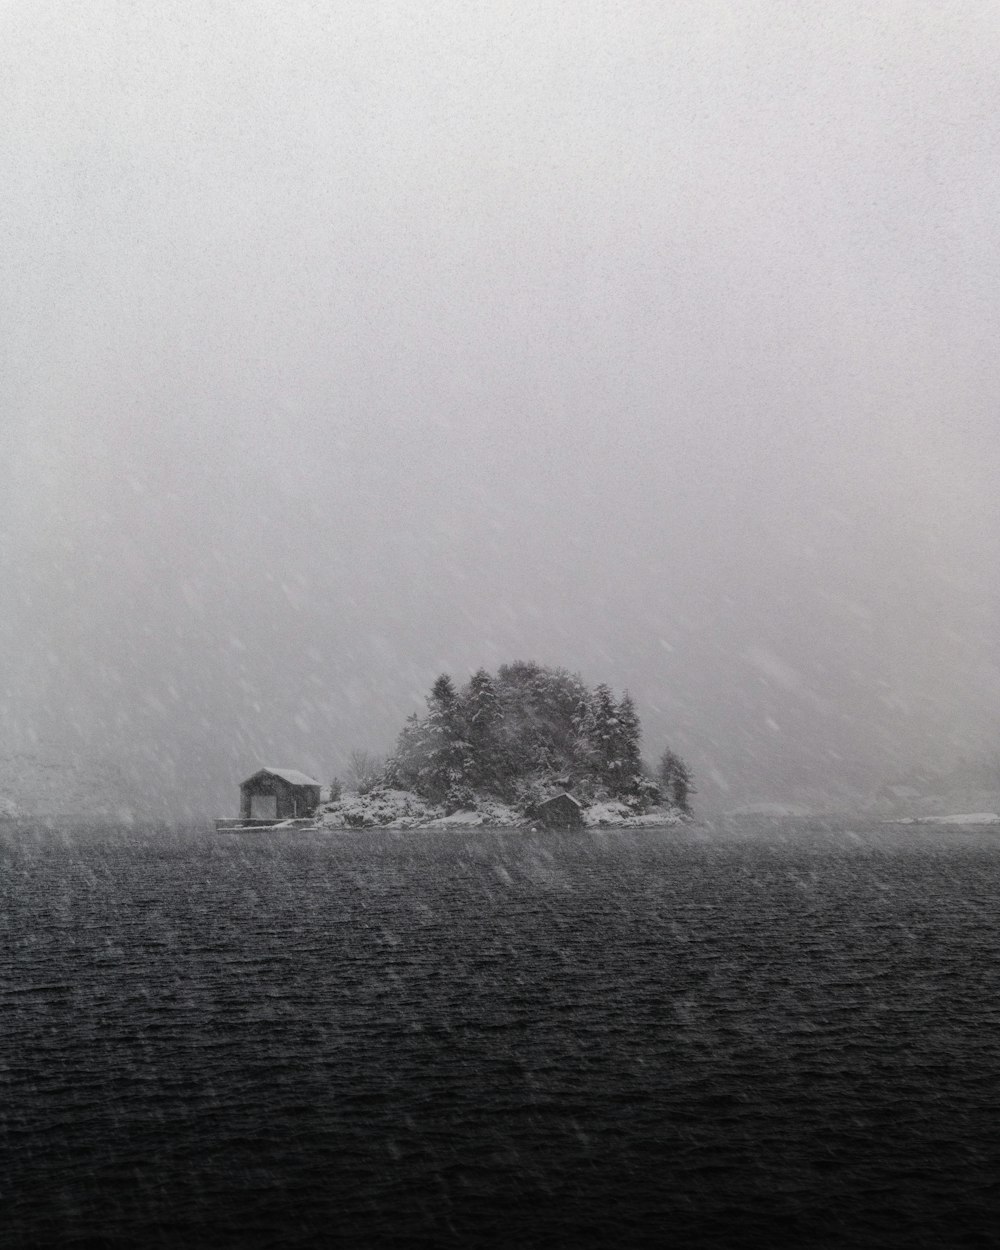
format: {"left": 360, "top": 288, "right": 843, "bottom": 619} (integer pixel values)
{"left": 318, "top": 788, "right": 523, "bottom": 829}
{"left": 422, "top": 797, "right": 524, "bottom": 828}
{"left": 317, "top": 788, "right": 683, "bottom": 830}
{"left": 317, "top": 788, "right": 444, "bottom": 829}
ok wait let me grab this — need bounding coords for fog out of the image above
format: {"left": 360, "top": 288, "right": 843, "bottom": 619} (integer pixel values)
{"left": 2, "top": 1, "right": 998, "bottom": 816}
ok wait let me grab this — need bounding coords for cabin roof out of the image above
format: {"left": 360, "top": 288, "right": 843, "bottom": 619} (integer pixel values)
{"left": 539, "top": 791, "right": 582, "bottom": 808}
{"left": 241, "top": 767, "right": 321, "bottom": 788}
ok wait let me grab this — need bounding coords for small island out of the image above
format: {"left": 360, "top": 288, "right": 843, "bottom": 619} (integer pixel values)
{"left": 313, "top": 661, "right": 693, "bottom": 830}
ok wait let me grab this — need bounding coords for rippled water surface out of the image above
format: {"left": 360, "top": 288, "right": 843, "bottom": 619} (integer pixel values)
{"left": 2, "top": 821, "right": 999, "bottom": 1247}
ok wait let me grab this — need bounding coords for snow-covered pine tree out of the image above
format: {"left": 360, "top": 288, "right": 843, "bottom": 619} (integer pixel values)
{"left": 571, "top": 692, "right": 596, "bottom": 780}
{"left": 615, "top": 692, "right": 646, "bottom": 803}
{"left": 657, "top": 748, "right": 695, "bottom": 815}
{"left": 386, "top": 712, "right": 431, "bottom": 792}
{"left": 463, "top": 668, "right": 503, "bottom": 791}
{"left": 587, "top": 683, "right": 619, "bottom": 791}
{"left": 423, "top": 673, "right": 472, "bottom": 806}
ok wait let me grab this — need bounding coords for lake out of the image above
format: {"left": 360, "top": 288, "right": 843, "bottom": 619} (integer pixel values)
{"left": 2, "top": 820, "right": 998, "bottom": 1247}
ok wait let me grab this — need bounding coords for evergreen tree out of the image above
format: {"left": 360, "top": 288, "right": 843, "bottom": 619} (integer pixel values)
{"left": 570, "top": 692, "right": 594, "bottom": 777}
{"left": 614, "top": 692, "right": 645, "bottom": 802}
{"left": 423, "top": 673, "right": 470, "bottom": 802}
{"left": 587, "top": 683, "right": 620, "bottom": 789}
{"left": 495, "top": 662, "right": 589, "bottom": 781}
{"left": 657, "top": 749, "right": 695, "bottom": 815}
{"left": 463, "top": 668, "right": 503, "bottom": 790}
{"left": 387, "top": 712, "right": 432, "bottom": 792}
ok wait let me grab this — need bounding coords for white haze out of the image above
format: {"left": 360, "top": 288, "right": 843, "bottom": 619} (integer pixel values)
{"left": 2, "top": 1, "right": 998, "bottom": 816}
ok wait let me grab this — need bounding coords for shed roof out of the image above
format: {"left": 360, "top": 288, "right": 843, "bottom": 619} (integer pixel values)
{"left": 241, "top": 767, "right": 321, "bottom": 788}
{"left": 539, "top": 792, "right": 582, "bottom": 808}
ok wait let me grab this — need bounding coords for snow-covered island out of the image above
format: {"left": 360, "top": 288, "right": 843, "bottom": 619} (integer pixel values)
{"left": 313, "top": 661, "right": 693, "bottom": 830}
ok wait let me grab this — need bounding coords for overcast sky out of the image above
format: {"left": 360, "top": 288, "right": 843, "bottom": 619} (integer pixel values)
{"left": 2, "top": 1, "right": 999, "bottom": 815}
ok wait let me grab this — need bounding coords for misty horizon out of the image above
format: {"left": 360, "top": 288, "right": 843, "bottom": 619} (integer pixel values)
{"left": 2, "top": 2, "right": 998, "bottom": 818}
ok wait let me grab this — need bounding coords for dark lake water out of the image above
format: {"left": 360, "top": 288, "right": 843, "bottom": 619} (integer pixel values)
{"left": 2, "top": 820, "right": 999, "bottom": 1248}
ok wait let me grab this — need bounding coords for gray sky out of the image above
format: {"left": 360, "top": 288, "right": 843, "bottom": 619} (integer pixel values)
{"left": 2, "top": 1, "right": 999, "bottom": 815}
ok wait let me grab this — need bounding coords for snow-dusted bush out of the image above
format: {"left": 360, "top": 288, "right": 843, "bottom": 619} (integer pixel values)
{"left": 318, "top": 787, "right": 443, "bottom": 829}
{"left": 443, "top": 783, "right": 476, "bottom": 815}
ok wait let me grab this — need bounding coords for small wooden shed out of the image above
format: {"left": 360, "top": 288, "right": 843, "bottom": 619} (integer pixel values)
{"left": 536, "top": 792, "right": 584, "bottom": 829}
{"left": 239, "top": 768, "right": 322, "bottom": 822}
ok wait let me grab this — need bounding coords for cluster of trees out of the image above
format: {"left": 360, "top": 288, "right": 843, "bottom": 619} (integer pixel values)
{"left": 367, "top": 661, "right": 693, "bottom": 816}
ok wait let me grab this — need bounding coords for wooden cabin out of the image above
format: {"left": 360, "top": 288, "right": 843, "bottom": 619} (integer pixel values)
{"left": 535, "top": 792, "right": 584, "bottom": 829}
{"left": 239, "top": 768, "right": 322, "bottom": 822}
